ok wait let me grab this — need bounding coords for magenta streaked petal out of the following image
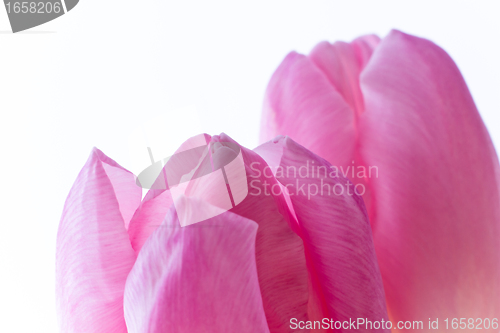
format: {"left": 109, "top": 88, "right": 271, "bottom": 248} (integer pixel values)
{"left": 308, "top": 34, "right": 379, "bottom": 118}
{"left": 260, "top": 51, "right": 356, "bottom": 171}
{"left": 56, "top": 148, "right": 139, "bottom": 333}
{"left": 123, "top": 200, "right": 270, "bottom": 333}
{"left": 309, "top": 41, "right": 364, "bottom": 117}
{"left": 96, "top": 149, "right": 142, "bottom": 229}
{"left": 128, "top": 190, "right": 173, "bottom": 254}
{"left": 218, "top": 133, "right": 310, "bottom": 332}
{"left": 256, "top": 136, "right": 389, "bottom": 329}
{"left": 128, "top": 134, "right": 212, "bottom": 252}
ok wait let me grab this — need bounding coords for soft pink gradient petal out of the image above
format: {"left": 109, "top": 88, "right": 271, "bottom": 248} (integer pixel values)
{"left": 129, "top": 132, "right": 310, "bottom": 332}
{"left": 257, "top": 136, "right": 389, "bottom": 331}
{"left": 359, "top": 30, "right": 500, "bottom": 323}
{"left": 100, "top": 159, "right": 142, "bottom": 230}
{"left": 260, "top": 51, "right": 356, "bottom": 170}
{"left": 216, "top": 133, "right": 310, "bottom": 332}
{"left": 307, "top": 34, "right": 380, "bottom": 216}
{"left": 128, "top": 134, "right": 211, "bottom": 253}
{"left": 56, "top": 148, "right": 140, "bottom": 333}
{"left": 123, "top": 200, "right": 270, "bottom": 333}
{"left": 127, "top": 190, "right": 173, "bottom": 253}
{"left": 308, "top": 35, "right": 380, "bottom": 118}
{"left": 350, "top": 35, "right": 381, "bottom": 77}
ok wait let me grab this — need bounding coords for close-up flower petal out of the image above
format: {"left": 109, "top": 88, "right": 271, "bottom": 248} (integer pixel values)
{"left": 359, "top": 30, "right": 500, "bottom": 322}
{"left": 257, "top": 136, "right": 389, "bottom": 328}
{"left": 56, "top": 148, "right": 141, "bottom": 332}
{"left": 260, "top": 29, "right": 500, "bottom": 327}
{"left": 123, "top": 200, "right": 270, "bottom": 333}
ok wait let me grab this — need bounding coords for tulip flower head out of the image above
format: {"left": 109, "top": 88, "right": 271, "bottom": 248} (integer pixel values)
{"left": 57, "top": 133, "right": 389, "bottom": 332}
{"left": 261, "top": 29, "right": 500, "bottom": 327}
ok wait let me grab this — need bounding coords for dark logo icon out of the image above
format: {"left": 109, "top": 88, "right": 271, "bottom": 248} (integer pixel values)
{"left": 3, "top": 0, "right": 78, "bottom": 33}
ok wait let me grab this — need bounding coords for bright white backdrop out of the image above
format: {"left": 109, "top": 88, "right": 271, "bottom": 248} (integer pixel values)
{"left": 1, "top": 1, "right": 499, "bottom": 332}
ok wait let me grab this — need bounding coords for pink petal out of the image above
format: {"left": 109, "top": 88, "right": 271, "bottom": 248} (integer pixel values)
{"left": 123, "top": 200, "right": 270, "bottom": 333}
{"left": 359, "top": 30, "right": 500, "bottom": 320}
{"left": 306, "top": 35, "right": 380, "bottom": 213}
{"left": 56, "top": 148, "right": 140, "bottom": 333}
{"left": 350, "top": 35, "right": 381, "bottom": 74}
{"left": 98, "top": 149, "right": 142, "bottom": 229}
{"left": 260, "top": 51, "right": 356, "bottom": 170}
{"left": 129, "top": 132, "right": 310, "bottom": 331}
{"left": 216, "top": 133, "right": 310, "bottom": 332}
{"left": 127, "top": 190, "right": 173, "bottom": 253}
{"left": 257, "top": 136, "right": 389, "bottom": 329}
{"left": 308, "top": 35, "right": 379, "bottom": 118}
{"left": 128, "top": 134, "right": 211, "bottom": 253}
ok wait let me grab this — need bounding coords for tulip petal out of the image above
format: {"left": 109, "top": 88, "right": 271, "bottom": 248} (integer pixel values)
{"left": 308, "top": 34, "right": 379, "bottom": 213}
{"left": 351, "top": 35, "right": 381, "bottom": 70}
{"left": 308, "top": 35, "right": 379, "bottom": 118}
{"left": 100, "top": 155, "right": 142, "bottom": 229}
{"left": 56, "top": 148, "right": 139, "bottom": 333}
{"left": 128, "top": 134, "right": 211, "bottom": 253}
{"left": 127, "top": 190, "right": 173, "bottom": 253}
{"left": 256, "top": 136, "right": 389, "bottom": 329}
{"left": 216, "top": 133, "right": 310, "bottom": 332}
{"left": 260, "top": 51, "right": 356, "bottom": 170}
{"left": 359, "top": 30, "right": 500, "bottom": 321}
{"left": 123, "top": 200, "right": 270, "bottom": 333}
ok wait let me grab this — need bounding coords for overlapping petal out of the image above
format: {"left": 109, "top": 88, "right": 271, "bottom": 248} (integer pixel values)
{"left": 123, "top": 200, "right": 270, "bottom": 333}
{"left": 128, "top": 134, "right": 211, "bottom": 253}
{"left": 58, "top": 132, "right": 393, "bottom": 332}
{"left": 308, "top": 35, "right": 379, "bottom": 118}
{"left": 215, "top": 134, "right": 310, "bottom": 332}
{"left": 56, "top": 148, "right": 141, "bottom": 333}
{"left": 256, "top": 136, "right": 389, "bottom": 330}
{"left": 260, "top": 29, "right": 500, "bottom": 329}
{"left": 260, "top": 51, "right": 356, "bottom": 170}
{"left": 127, "top": 133, "right": 311, "bottom": 332}
{"left": 127, "top": 190, "right": 173, "bottom": 254}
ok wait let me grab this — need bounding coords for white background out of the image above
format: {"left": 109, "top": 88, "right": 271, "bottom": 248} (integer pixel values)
{"left": 1, "top": 1, "right": 499, "bottom": 332}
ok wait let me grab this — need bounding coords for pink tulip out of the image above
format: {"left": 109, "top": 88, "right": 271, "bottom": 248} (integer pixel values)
{"left": 56, "top": 133, "right": 389, "bottom": 332}
{"left": 261, "top": 29, "right": 500, "bottom": 328}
